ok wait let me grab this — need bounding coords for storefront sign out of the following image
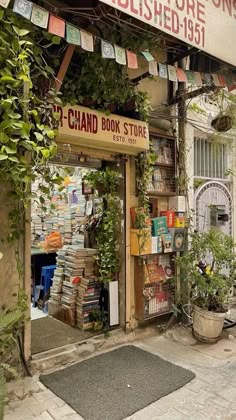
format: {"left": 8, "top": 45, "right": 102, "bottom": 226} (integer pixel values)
{"left": 54, "top": 105, "right": 149, "bottom": 154}
{"left": 99, "top": 0, "right": 236, "bottom": 67}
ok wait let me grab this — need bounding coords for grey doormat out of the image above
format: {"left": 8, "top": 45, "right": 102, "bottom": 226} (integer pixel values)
{"left": 31, "top": 317, "right": 94, "bottom": 354}
{"left": 40, "top": 345, "right": 195, "bottom": 420}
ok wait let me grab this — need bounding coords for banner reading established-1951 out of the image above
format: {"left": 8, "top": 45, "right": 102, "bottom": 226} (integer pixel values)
{"left": 99, "top": 0, "right": 236, "bottom": 67}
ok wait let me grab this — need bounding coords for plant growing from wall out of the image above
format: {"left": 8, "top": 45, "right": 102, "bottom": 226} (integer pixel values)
{"left": 0, "top": 8, "right": 64, "bottom": 389}
{"left": 0, "top": 9, "right": 63, "bottom": 243}
{"left": 61, "top": 47, "right": 152, "bottom": 121}
{"left": 84, "top": 167, "right": 121, "bottom": 282}
{"left": 135, "top": 148, "right": 156, "bottom": 254}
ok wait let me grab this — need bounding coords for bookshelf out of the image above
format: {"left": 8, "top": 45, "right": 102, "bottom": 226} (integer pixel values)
{"left": 132, "top": 134, "right": 186, "bottom": 322}
{"left": 148, "top": 135, "right": 176, "bottom": 195}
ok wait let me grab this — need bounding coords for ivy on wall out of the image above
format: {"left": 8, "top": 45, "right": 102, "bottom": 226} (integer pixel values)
{"left": 84, "top": 168, "right": 121, "bottom": 283}
{"left": 0, "top": 8, "right": 63, "bottom": 243}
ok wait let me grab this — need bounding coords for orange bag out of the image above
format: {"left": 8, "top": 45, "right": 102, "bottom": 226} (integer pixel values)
{"left": 43, "top": 232, "right": 63, "bottom": 250}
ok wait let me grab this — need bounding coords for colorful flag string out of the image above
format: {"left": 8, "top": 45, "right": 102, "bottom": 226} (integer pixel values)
{"left": 5, "top": 0, "right": 236, "bottom": 91}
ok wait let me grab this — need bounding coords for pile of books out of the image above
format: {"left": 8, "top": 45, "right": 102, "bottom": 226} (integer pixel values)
{"left": 76, "top": 277, "right": 102, "bottom": 330}
{"left": 49, "top": 247, "right": 68, "bottom": 304}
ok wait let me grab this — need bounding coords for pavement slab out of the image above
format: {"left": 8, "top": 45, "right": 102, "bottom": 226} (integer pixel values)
{"left": 5, "top": 325, "right": 236, "bottom": 420}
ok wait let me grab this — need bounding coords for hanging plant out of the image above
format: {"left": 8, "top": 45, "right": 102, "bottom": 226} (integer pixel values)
{"left": 61, "top": 44, "right": 152, "bottom": 121}
{"left": 84, "top": 168, "right": 121, "bottom": 282}
{"left": 0, "top": 9, "right": 63, "bottom": 243}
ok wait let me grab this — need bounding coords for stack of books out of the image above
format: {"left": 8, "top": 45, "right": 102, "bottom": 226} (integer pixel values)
{"left": 49, "top": 247, "right": 68, "bottom": 304}
{"left": 61, "top": 281, "right": 78, "bottom": 310}
{"left": 76, "top": 277, "right": 102, "bottom": 330}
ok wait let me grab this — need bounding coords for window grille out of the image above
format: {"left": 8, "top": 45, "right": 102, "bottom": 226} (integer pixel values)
{"left": 194, "top": 137, "right": 227, "bottom": 179}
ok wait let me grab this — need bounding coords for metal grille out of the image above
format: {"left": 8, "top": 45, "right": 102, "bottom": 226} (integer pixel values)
{"left": 195, "top": 181, "right": 232, "bottom": 235}
{"left": 194, "top": 137, "right": 227, "bottom": 179}
{"left": 143, "top": 282, "right": 175, "bottom": 318}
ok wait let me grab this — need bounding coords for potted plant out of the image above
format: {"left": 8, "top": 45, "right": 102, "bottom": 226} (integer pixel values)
{"left": 89, "top": 309, "right": 103, "bottom": 331}
{"left": 176, "top": 228, "right": 236, "bottom": 342}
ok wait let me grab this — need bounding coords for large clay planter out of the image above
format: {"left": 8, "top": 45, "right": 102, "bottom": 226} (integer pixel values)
{"left": 193, "top": 305, "right": 226, "bottom": 343}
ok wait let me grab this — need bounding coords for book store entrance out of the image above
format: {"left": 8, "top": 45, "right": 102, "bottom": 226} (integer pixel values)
{"left": 30, "top": 154, "right": 125, "bottom": 355}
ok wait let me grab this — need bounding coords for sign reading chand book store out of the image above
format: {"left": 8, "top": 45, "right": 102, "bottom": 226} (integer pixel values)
{"left": 54, "top": 105, "right": 149, "bottom": 154}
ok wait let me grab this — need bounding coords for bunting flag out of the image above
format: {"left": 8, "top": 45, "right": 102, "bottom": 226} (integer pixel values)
{"left": 101, "top": 39, "right": 115, "bottom": 59}
{"left": 13, "top": 0, "right": 32, "bottom": 19}
{"left": 168, "top": 65, "right": 177, "bottom": 82}
{"left": 217, "top": 74, "right": 227, "bottom": 87}
{"left": 80, "top": 30, "right": 94, "bottom": 52}
{"left": 176, "top": 68, "right": 187, "bottom": 82}
{"left": 159, "top": 63, "right": 168, "bottom": 79}
{"left": 48, "top": 15, "right": 65, "bottom": 38}
{"left": 31, "top": 4, "right": 49, "bottom": 28}
{"left": 0, "top": 0, "right": 11, "bottom": 8}
{"left": 148, "top": 60, "right": 158, "bottom": 76}
{"left": 194, "top": 72, "right": 202, "bottom": 87}
{"left": 202, "top": 73, "right": 213, "bottom": 86}
{"left": 127, "top": 50, "right": 138, "bottom": 69}
{"left": 212, "top": 74, "right": 221, "bottom": 87}
{"left": 114, "top": 45, "right": 126, "bottom": 65}
{"left": 66, "top": 23, "right": 81, "bottom": 45}
{"left": 186, "top": 71, "right": 196, "bottom": 85}
{"left": 141, "top": 51, "right": 154, "bottom": 62}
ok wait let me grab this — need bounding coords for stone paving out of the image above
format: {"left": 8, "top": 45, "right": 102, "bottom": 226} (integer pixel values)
{"left": 5, "top": 327, "right": 236, "bottom": 420}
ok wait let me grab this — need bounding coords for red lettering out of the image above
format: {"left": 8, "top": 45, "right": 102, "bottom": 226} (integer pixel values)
{"left": 92, "top": 116, "right": 98, "bottom": 133}
{"left": 187, "top": 0, "right": 195, "bottom": 18}
{"left": 80, "top": 113, "right": 87, "bottom": 131}
{"left": 176, "top": 0, "right": 185, "bottom": 11}
{"left": 130, "top": 0, "right": 138, "bottom": 14}
{"left": 197, "top": 1, "right": 205, "bottom": 23}
{"left": 118, "top": 0, "right": 128, "bottom": 8}
{"left": 212, "top": 0, "right": 220, "bottom": 7}
{"left": 124, "top": 122, "right": 128, "bottom": 135}
{"left": 102, "top": 117, "right": 106, "bottom": 131}
{"left": 154, "top": 1, "right": 163, "bottom": 26}
{"left": 143, "top": 0, "right": 152, "bottom": 20}
{"left": 143, "top": 127, "right": 147, "bottom": 139}
{"left": 68, "top": 109, "right": 74, "bottom": 129}
{"left": 172, "top": 10, "right": 179, "bottom": 33}
{"left": 163, "top": 6, "right": 171, "bottom": 31}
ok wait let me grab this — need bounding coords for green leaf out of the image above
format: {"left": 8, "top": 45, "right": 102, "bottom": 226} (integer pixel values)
{"left": 0, "top": 154, "right": 8, "bottom": 161}
{"left": 0, "top": 76, "right": 16, "bottom": 83}
{"left": 0, "top": 120, "right": 13, "bottom": 130}
{"left": 8, "top": 111, "right": 21, "bottom": 119}
{"left": 8, "top": 156, "right": 19, "bottom": 163}
{"left": 34, "top": 132, "right": 43, "bottom": 141}
{"left": 46, "top": 130, "right": 55, "bottom": 139}
{"left": 17, "top": 74, "right": 30, "bottom": 82}
{"left": 3, "top": 146, "right": 16, "bottom": 154}
{"left": 51, "top": 36, "right": 61, "bottom": 45}
{"left": 0, "top": 10, "right": 4, "bottom": 20}
{"left": 13, "top": 27, "right": 30, "bottom": 37}
{"left": 41, "top": 149, "right": 50, "bottom": 158}
{"left": 0, "top": 133, "right": 9, "bottom": 144}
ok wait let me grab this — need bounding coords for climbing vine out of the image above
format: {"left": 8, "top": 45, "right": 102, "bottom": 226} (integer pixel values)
{"left": 135, "top": 148, "right": 156, "bottom": 254}
{"left": 0, "top": 9, "right": 63, "bottom": 243}
{"left": 84, "top": 168, "right": 121, "bottom": 282}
